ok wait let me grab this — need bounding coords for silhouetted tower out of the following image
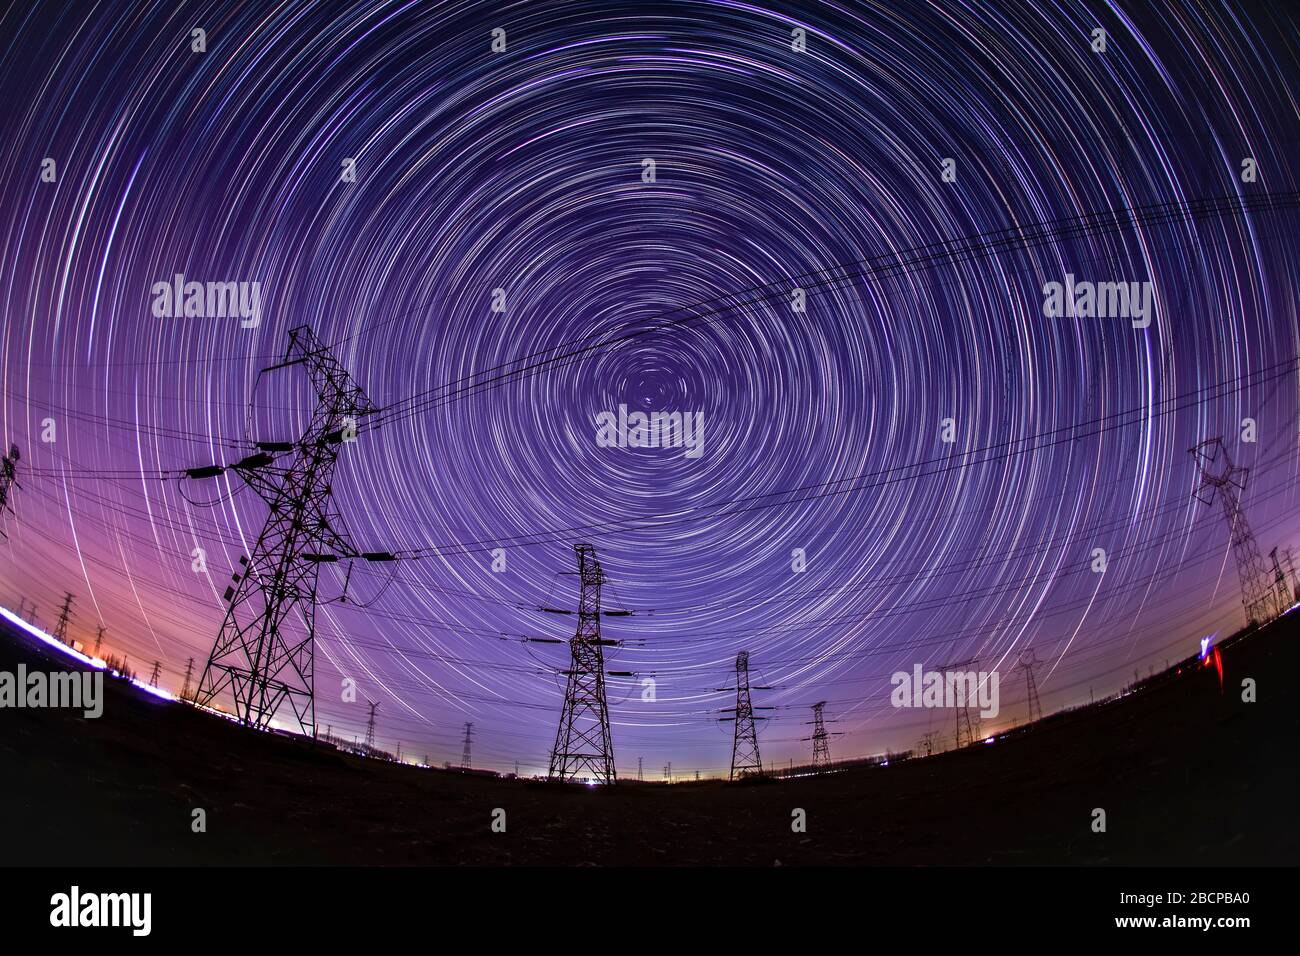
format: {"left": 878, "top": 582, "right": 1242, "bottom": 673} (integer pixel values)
{"left": 53, "top": 592, "right": 74, "bottom": 644}
{"left": 918, "top": 731, "right": 938, "bottom": 756}
{"left": 941, "top": 658, "right": 981, "bottom": 747}
{"left": 1015, "top": 650, "right": 1043, "bottom": 723}
{"left": 1284, "top": 549, "right": 1300, "bottom": 602}
{"left": 364, "top": 700, "right": 379, "bottom": 751}
{"left": 190, "top": 326, "right": 378, "bottom": 736}
{"left": 93, "top": 626, "right": 105, "bottom": 657}
{"left": 807, "top": 701, "right": 833, "bottom": 767}
{"left": 1191, "top": 438, "right": 1283, "bottom": 624}
{"left": 548, "top": 544, "right": 616, "bottom": 784}
{"left": 148, "top": 661, "right": 161, "bottom": 687}
{"left": 724, "top": 651, "right": 765, "bottom": 779}
{"left": 637, "top": 756, "right": 643, "bottom": 781}
{"left": 461, "top": 722, "right": 474, "bottom": 770}
{"left": 180, "top": 657, "right": 195, "bottom": 701}
{"left": 0, "top": 444, "right": 20, "bottom": 535}
{"left": 1269, "top": 548, "right": 1293, "bottom": 612}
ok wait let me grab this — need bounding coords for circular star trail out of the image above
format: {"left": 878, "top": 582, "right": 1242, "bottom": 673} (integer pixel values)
{"left": 0, "top": 0, "right": 1297, "bottom": 773}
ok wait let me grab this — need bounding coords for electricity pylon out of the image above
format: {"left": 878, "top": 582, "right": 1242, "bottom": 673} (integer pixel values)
{"left": 0, "top": 444, "right": 20, "bottom": 535}
{"left": 53, "top": 592, "right": 74, "bottom": 644}
{"left": 918, "top": 731, "right": 938, "bottom": 756}
{"left": 180, "top": 657, "right": 195, "bottom": 701}
{"left": 722, "top": 651, "right": 768, "bottom": 779}
{"left": 803, "top": 700, "right": 840, "bottom": 769}
{"left": 93, "top": 626, "right": 105, "bottom": 657}
{"left": 1269, "top": 548, "right": 1294, "bottom": 613}
{"left": 941, "top": 658, "right": 980, "bottom": 748}
{"left": 189, "top": 326, "right": 379, "bottom": 737}
{"left": 1191, "top": 438, "right": 1284, "bottom": 625}
{"left": 548, "top": 544, "right": 617, "bottom": 784}
{"left": 364, "top": 700, "right": 379, "bottom": 751}
{"left": 1014, "top": 650, "right": 1043, "bottom": 723}
{"left": 461, "top": 722, "right": 474, "bottom": 770}
{"left": 148, "top": 661, "right": 161, "bottom": 687}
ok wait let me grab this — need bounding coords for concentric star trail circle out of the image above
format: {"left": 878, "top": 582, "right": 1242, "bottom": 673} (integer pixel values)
{"left": 0, "top": 0, "right": 1296, "bottom": 773}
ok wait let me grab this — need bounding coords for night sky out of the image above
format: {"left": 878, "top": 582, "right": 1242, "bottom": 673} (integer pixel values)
{"left": 0, "top": 0, "right": 1297, "bottom": 777}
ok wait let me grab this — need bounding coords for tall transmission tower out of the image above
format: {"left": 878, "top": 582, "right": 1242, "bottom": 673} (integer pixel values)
{"left": 180, "top": 657, "right": 195, "bottom": 701}
{"left": 803, "top": 701, "right": 840, "bottom": 769}
{"left": 93, "top": 626, "right": 105, "bottom": 657}
{"left": 941, "top": 658, "right": 981, "bottom": 748}
{"left": 461, "top": 722, "right": 474, "bottom": 770}
{"left": 1190, "top": 438, "right": 1284, "bottom": 625}
{"left": 547, "top": 544, "right": 617, "bottom": 784}
{"left": 364, "top": 700, "right": 379, "bottom": 752}
{"left": 53, "top": 592, "right": 74, "bottom": 644}
{"left": 722, "top": 651, "right": 767, "bottom": 779}
{"left": 918, "top": 731, "right": 938, "bottom": 757}
{"left": 1269, "top": 548, "right": 1294, "bottom": 613}
{"left": 637, "top": 756, "right": 643, "bottom": 781}
{"left": 0, "top": 444, "right": 20, "bottom": 536}
{"left": 189, "top": 326, "right": 379, "bottom": 736}
{"left": 1014, "top": 650, "right": 1043, "bottom": 724}
{"left": 148, "top": 661, "right": 161, "bottom": 687}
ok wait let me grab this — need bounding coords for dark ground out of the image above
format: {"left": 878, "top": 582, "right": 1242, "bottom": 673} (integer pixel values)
{"left": 1, "top": 611, "right": 1296, "bottom": 866}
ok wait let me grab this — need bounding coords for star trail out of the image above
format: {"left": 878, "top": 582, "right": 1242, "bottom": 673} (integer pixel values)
{"left": 0, "top": 0, "right": 1297, "bottom": 778}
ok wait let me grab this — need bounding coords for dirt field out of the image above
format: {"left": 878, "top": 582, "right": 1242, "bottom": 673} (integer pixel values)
{"left": 1, "top": 610, "right": 1296, "bottom": 866}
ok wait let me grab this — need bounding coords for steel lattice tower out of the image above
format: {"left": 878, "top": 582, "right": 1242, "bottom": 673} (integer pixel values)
{"left": 191, "top": 326, "right": 375, "bottom": 736}
{"left": 942, "top": 658, "right": 980, "bottom": 748}
{"left": 53, "top": 592, "right": 74, "bottom": 644}
{"left": 93, "top": 626, "right": 105, "bottom": 657}
{"left": 808, "top": 701, "right": 832, "bottom": 767}
{"left": 548, "top": 544, "right": 617, "bottom": 784}
{"left": 1191, "top": 438, "right": 1282, "bottom": 625}
{"left": 148, "top": 661, "right": 161, "bottom": 687}
{"left": 364, "top": 701, "right": 379, "bottom": 751}
{"left": 461, "top": 722, "right": 474, "bottom": 770}
{"left": 0, "top": 444, "right": 20, "bottom": 535}
{"left": 725, "top": 651, "right": 764, "bottom": 779}
{"left": 1015, "top": 650, "right": 1043, "bottom": 723}
{"left": 180, "top": 657, "right": 195, "bottom": 701}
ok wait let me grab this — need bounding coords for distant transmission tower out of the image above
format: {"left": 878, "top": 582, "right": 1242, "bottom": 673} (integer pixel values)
{"left": 637, "top": 756, "right": 643, "bottom": 781}
{"left": 93, "top": 626, "right": 105, "bottom": 657}
{"left": 941, "top": 658, "right": 980, "bottom": 748}
{"left": 180, "top": 657, "right": 195, "bottom": 701}
{"left": 1191, "top": 438, "right": 1284, "bottom": 625}
{"left": 723, "top": 651, "right": 767, "bottom": 779}
{"left": 803, "top": 701, "right": 839, "bottom": 769}
{"left": 364, "top": 700, "right": 379, "bottom": 752}
{"left": 918, "top": 731, "right": 938, "bottom": 756}
{"left": 1014, "top": 650, "right": 1043, "bottom": 723}
{"left": 547, "top": 544, "right": 617, "bottom": 784}
{"left": 53, "top": 592, "right": 74, "bottom": 644}
{"left": 461, "top": 722, "right": 474, "bottom": 770}
{"left": 189, "top": 326, "right": 379, "bottom": 736}
{"left": 0, "top": 443, "right": 21, "bottom": 535}
{"left": 1269, "top": 548, "right": 1294, "bottom": 613}
{"left": 148, "top": 661, "right": 161, "bottom": 687}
